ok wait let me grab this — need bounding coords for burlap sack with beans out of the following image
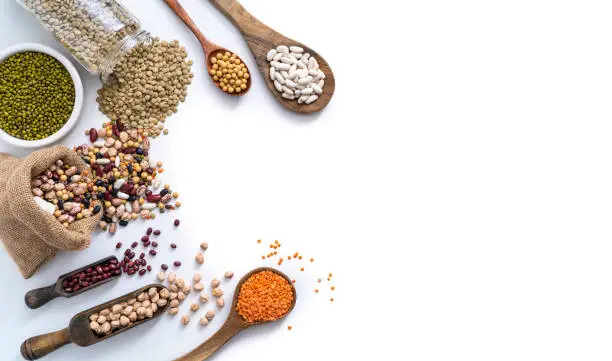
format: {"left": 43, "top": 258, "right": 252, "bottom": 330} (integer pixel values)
{"left": 0, "top": 145, "right": 100, "bottom": 278}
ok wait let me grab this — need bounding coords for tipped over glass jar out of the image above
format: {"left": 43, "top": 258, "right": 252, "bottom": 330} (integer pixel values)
{"left": 17, "top": 0, "right": 152, "bottom": 82}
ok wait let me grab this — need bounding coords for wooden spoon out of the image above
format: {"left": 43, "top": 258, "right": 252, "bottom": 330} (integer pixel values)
{"left": 209, "top": 0, "right": 336, "bottom": 114}
{"left": 24, "top": 256, "right": 120, "bottom": 309}
{"left": 163, "top": 0, "right": 252, "bottom": 96}
{"left": 173, "top": 267, "right": 297, "bottom": 361}
{"left": 20, "top": 284, "right": 169, "bottom": 360}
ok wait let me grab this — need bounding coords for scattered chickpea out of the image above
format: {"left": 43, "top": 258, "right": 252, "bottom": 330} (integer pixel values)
{"left": 157, "top": 271, "right": 165, "bottom": 282}
{"left": 216, "top": 298, "right": 225, "bottom": 309}
{"left": 224, "top": 271, "right": 234, "bottom": 279}
{"left": 193, "top": 273, "right": 202, "bottom": 283}
{"left": 212, "top": 288, "right": 223, "bottom": 297}
{"left": 181, "top": 314, "right": 190, "bottom": 325}
{"left": 211, "top": 278, "right": 220, "bottom": 289}
{"left": 205, "top": 310, "right": 215, "bottom": 320}
{"left": 200, "top": 241, "right": 208, "bottom": 250}
{"left": 199, "top": 316, "right": 209, "bottom": 326}
{"left": 190, "top": 303, "right": 199, "bottom": 312}
{"left": 195, "top": 252, "right": 204, "bottom": 264}
{"left": 194, "top": 283, "right": 204, "bottom": 291}
{"left": 168, "top": 307, "right": 179, "bottom": 316}
{"left": 200, "top": 293, "right": 209, "bottom": 303}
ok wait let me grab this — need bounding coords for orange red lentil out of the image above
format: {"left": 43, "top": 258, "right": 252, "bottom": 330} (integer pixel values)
{"left": 236, "top": 271, "right": 294, "bottom": 323}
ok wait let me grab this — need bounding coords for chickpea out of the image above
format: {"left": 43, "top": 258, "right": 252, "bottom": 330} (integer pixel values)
{"left": 181, "top": 314, "right": 191, "bottom": 325}
{"left": 190, "top": 303, "right": 199, "bottom": 312}
{"left": 199, "top": 316, "right": 209, "bottom": 326}
{"left": 205, "top": 310, "right": 215, "bottom": 320}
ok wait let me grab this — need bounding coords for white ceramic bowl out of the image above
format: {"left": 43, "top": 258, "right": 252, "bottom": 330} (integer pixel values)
{"left": 0, "top": 43, "right": 83, "bottom": 148}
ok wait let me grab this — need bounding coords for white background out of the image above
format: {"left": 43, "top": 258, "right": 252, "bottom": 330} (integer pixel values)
{"left": 1, "top": 0, "right": 611, "bottom": 360}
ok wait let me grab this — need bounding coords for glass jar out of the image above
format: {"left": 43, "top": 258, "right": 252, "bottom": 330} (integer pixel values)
{"left": 17, "top": 0, "right": 152, "bottom": 81}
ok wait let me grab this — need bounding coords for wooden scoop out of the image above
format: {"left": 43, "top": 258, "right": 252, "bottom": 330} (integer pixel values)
{"left": 209, "top": 0, "right": 336, "bottom": 114}
{"left": 164, "top": 0, "right": 252, "bottom": 96}
{"left": 24, "top": 256, "right": 120, "bottom": 309}
{"left": 20, "top": 284, "right": 169, "bottom": 360}
{"left": 173, "top": 267, "right": 297, "bottom": 361}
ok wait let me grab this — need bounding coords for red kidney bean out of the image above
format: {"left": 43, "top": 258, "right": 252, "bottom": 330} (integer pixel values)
{"left": 149, "top": 250, "right": 157, "bottom": 256}
{"left": 143, "top": 241, "right": 151, "bottom": 247}
{"left": 141, "top": 259, "right": 147, "bottom": 266}
{"left": 131, "top": 242, "right": 138, "bottom": 248}
{"left": 146, "top": 227, "right": 153, "bottom": 235}
{"left": 147, "top": 194, "right": 161, "bottom": 203}
{"left": 138, "top": 269, "right": 146, "bottom": 276}
{"left": 147, "top": 265, "right": 152, "bottom": 272}
{"left": 153, "top": 230, "right": 161, "bottom": 236}
{"left": 174, "top": 261, "right": 181, "bottom": 267}
{"left": 89, "top": 128, "right": 98, "bottom": 142}
{"left": 152, "top": 242, "right": 158, "bottom": 247}
{"left": 141, "top": 235, "right": 149, "bottom": 242}
{"left": 139, "top": 253, "right": 145, "bottom": 259}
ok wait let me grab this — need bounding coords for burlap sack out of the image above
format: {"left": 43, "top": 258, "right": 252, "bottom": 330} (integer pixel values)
{"left": 0, "top": 145, "right": 100, "bottom": 279}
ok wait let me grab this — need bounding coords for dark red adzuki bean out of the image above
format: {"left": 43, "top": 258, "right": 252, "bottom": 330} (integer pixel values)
{"left": 131, "top": 242, "right": 138, "bottom": 248}
{"left": 149, "top": 250, "right": 157, "bottom": 256}
{"left": 116, "top": 242, "right": 122, "bottom": 249}
{"left": 152, "top": 241, "right": 158, "bottom": 247}
{"left": 170, "top": 243, "right": 177, "bottom": 249}
{"left": 161, "top": 264, "right": 168, "bottom": 270}
{"left": 174, "top": 219, "right": 180, "bottom": 226}
{"left": 174, "top": 261, "right": 181, "bottom": 267}
{"left": 153, "top": 230, "right": 161, "bottom": 236}
{"left": 139, "top": 269, "right": 146, "bottom": 276}
{"left": 62, "top": 259, "right": 121, "bottom": 293}
{"left": 146, "top": 227, "right": 153, "bottom": 235}
{"left": 147, "top": 265, "right": 152, "bottom": 272}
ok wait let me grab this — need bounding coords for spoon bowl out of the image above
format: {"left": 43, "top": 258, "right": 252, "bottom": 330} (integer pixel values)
{"left": 173, "top": 267, "right": 296, "bottom": 361}
{"left": 207, "top": 48, "right": 252, "bottom": 96}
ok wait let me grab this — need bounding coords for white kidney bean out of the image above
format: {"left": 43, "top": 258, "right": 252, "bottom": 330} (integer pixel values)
{"left": 267, "top": 45, "right": 325, "bottom": 104}
{"left": 266, "top": 49, "right": 277, "bottom": 61}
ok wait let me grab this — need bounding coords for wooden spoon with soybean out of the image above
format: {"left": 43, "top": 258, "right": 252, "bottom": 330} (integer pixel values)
{"left": 209, "top": 0, "right": 336, "bottom": 114}
{"left": 173, "top": 267, "right": 297, "bottom": 361}
{"left": 163, "top": 0, "right": 252, "bottom": 96}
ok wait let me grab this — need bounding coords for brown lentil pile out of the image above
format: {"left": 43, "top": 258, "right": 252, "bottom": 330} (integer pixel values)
{"left": 97, "top": 38, "right": 193, "bottom": 137}
{"left": 236, "top": 270, "right": 294, "bottom": 323}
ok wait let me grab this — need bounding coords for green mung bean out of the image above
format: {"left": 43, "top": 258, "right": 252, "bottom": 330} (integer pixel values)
{"left": 0, "top": 51, "right": 75, "bottom": 140}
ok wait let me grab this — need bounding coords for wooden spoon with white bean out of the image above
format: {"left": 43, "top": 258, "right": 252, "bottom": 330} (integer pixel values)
{"left": 209, "top": 0, "right": 336, "bottom": 114}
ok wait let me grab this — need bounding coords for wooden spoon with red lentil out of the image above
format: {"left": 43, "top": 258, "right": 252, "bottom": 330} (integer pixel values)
{"left": 173, "top": 267, "right": 296, "bottom": 361}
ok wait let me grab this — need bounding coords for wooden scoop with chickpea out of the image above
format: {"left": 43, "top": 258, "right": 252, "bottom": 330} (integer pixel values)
{"left": 163, "top": 0, "right": 251, "bottom": 95}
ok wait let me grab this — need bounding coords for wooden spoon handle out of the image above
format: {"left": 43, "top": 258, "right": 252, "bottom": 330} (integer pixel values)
{"left": 209, "top": 0, "right": 268, "bottom": 37}
{"left": 25, "top": 283, "right": 60, "bottom": 309}
{"left": 164, "top": 0, "right": 214, "bottom": 54}
{"left": 173, "top": 317, "right": 246, "bottom": 361}
{"left": 20, "top": 328, "right": 71, "bottom": 360}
